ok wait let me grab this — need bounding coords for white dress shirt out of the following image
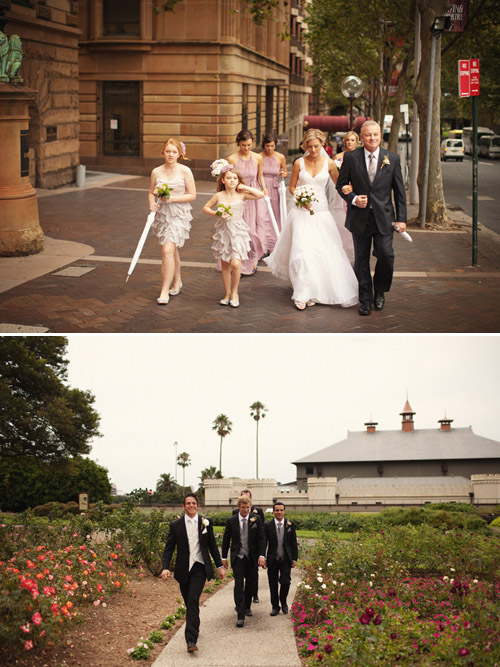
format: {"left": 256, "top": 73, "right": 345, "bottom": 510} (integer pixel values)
{"left": 185, "top": 513, "right": 204, "bottom": 570}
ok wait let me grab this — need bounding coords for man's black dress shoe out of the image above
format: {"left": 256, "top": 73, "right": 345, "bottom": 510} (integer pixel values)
{"left": 236, "top": 618, "right": 244, "bottom": 627}
{"left": 187, "top": 642, "right": 198, "bottom": 652}
{"left": 374, "top": 291, "right": 385, "bottom": 311}
{"left": 253, "top": 595, "right": 259, "bottom": 603}
{"left": 270, "top": 607, "right": 280, "bottom": 616}
{"left": 281, "top": 604, "right": 289, "bottom": 614}
{"left": 245, "top": 608, "right": 253, "bottom": 616}
{"left": 359, "top": 302, "right": 371, "bottom": 316}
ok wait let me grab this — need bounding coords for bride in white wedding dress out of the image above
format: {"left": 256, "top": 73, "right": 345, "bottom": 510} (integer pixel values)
{"left": 265, "top": 128, "right": 358, "bottom": 310}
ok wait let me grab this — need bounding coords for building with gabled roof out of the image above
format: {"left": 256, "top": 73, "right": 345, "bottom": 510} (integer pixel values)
{"left": 293, "top": 400, "right": 500, "bottom": 488}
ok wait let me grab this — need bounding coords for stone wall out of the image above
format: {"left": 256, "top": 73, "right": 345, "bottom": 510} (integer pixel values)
{"left": 5, "top": 1, "right": 80, "bottom": 188}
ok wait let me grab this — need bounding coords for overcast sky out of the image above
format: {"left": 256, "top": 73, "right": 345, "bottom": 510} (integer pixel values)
{"left": 65, "top": 335, "right": 500, "bottom": 494}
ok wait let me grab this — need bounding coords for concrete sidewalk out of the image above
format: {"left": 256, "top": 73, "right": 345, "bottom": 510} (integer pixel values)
{"left": 152, "top": 568, "right": 301, "bottom": 667}
{"left": 1, "top": 170, "right": 499, "bottom": 333}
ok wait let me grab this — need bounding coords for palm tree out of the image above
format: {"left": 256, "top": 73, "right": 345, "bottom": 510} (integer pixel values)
{"left": 156, "top": 472, "right": 176, "bottom": 494}
{"left": 249, "top": 401, "right": 268, "bottom": 479}
{"left": 177, "top": 452, "right": 191, "bottom": 487}
{"left": 212, "top": 413, "right": 233, "bottom": 475}
{"left": 199, "top": 465, "right": 222, "bottom": 482}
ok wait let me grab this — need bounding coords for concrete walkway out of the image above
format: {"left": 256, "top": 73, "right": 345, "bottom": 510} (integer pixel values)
{"left": 152, "top": 568, "right": 301, "bottom": 667}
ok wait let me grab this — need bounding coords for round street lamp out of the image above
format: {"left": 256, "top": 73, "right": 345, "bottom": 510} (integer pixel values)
{"left": 341, "top": 76, "right": 364, "bottom": 131}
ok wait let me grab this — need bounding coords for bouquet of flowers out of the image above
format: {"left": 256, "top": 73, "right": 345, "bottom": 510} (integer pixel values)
{"left": 210, "top": 159, "right": 230, "bottom": 177}
{"left": 216, "top": 204, "right": 232, "bottom": 217}
{"left": 294, "top": 185, "right": 318, "bottom": 215}
{"left": 155, "top": 183, "right": 173, "bottom": 199}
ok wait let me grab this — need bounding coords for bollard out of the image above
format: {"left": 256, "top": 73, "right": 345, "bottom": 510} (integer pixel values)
{"left": 76, "top": 164, "right": 86, "bottom": 188}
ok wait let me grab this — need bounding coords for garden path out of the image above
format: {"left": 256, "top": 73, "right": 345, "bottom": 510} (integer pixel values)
{"left": 152, "top": 568, "right": 302, "bottom": 666}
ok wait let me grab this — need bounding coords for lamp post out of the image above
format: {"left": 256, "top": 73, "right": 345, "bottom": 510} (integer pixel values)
{"left": 341, "top": 76, "right": 364, "bottom": 131}
{"left": 173, "top": 441, "right": 178, "bottom": 482}
{"left": 419, "top": 15, "right": 451, "bottom": 229}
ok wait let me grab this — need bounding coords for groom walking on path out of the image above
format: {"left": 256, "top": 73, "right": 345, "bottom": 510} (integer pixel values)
{"left": 161, "top": 493, "right": 225, "bottom": 653}
{"left": 264, "top": 502, "right": 298, "bottom": 616}
{"left": 337, "top": 120, "right": 407, "bottom": 316}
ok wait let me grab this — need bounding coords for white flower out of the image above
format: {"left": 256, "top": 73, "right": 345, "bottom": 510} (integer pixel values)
{"left": 369, "top": 581, "right": 373, "bottom": 587}
{"left": 321, "top": 583, "right": 327, "bottom": 589}
{"left": 450, "top": 567, "right": 455, "bottom": 572}
{"left": 332, "top": 580, "right": 337, "bottom": 586}
{"left": 450, "top": 579, "right": 455, "bottom": 584}
{"left": 202, "top": 518, "right": 210, "bottom": 527}
{"left": 317, "top": 576, "right": 323, "bottom": 583}
{"left": 371, "top": 574, "right": 376, "bottom": 578}
{"left": 327, "top": 562, "right": 333, "bottom": 567}
{"left": 473, "top": 579, "right": 478, "bottom": 584}
{"left": 304, "top": 584, "right": 311, "bottom": 590}
{"left": 210, "top": 159, "right": 230, "bottom": 177}
{"left": 443, "top": 576, "right": 449, "bottom": 581}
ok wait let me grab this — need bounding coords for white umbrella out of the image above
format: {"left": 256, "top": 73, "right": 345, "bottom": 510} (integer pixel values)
{"left": 264, "top": 196, "right": 280, "bottom": 238}
{"left": 278, "top": 178, "right": 287, "bottom": 227}
{"left": 125, "top": 210, "right": 156, "bottom": 282}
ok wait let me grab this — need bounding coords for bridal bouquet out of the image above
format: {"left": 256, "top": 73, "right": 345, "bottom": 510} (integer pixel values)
{"left": 154, "top": 183, "right": 173, "bottom": 199}
{"left": 216, "top": 204, "right": 232, "bottom": 217}
{"left": 294, "top": 185, "right": 318, "bottom": 215}
{"left": 210, "top": 159, "right": 230, "bottom": 177}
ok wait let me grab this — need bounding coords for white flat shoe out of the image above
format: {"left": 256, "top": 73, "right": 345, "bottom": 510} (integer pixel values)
{"left": 220, "top": 298, "right": 230, "bottom": 306}
{"left": 169, "top": 281, "right": 183, "bottom": 296}
{"left": 157, "top": 296, "right": 170, "bottom": 305}
{"left": 230, "top": 299, "right": 240, "bottom": 308}
{"left": 306, "top": 300, "right": 316, "bottom": 307}
{"left": 295, "top": 301, "right": 306, "bottom": 310}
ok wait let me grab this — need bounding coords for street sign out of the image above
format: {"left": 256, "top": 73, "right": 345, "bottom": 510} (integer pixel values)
{"left": 470, "top": 58, "right": 480, "bottom": 96}
{"left": 399, "top": 103, "right": 409, "bottom": 125}
{"left": 458, "top": 60, "right": 470, "bottom": 97}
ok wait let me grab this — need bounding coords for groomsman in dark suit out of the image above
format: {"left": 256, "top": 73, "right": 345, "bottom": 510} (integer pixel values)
{"left": 231, "top": 488, "right": 265, "bottom": 602}
{"left": 336, "top": 120, "right": 407, "bottom": 316}
{"left": 161, "top": 493, "right": 225, "bottom": 653}
{"left": 264, "top": 502, "right": 298, "bottom": 616}
{"left": 222, "top": 495, "right": 266, "bottom": 627}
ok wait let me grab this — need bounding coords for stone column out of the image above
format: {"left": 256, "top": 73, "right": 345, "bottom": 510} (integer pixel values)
{"left": 0, "top": 83, "right": 43, "bottom": 256}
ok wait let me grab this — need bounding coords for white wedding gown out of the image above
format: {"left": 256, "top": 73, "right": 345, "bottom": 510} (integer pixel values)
{"left": 265, "top": 156, "right": 358, "bottom": 307}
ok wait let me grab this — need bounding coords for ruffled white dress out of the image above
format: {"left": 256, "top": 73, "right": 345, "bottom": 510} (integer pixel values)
{"left": 152, "top": 177, "right": 192, "bottom": 247}
{"left": 211, "top": 200, "right": 251, "bottom": 262}
{"left": 265, "top": 157, "right": 358, "bottom": 307}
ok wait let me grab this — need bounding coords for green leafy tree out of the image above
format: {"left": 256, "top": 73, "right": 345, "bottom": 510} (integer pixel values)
{"left": 249, "top": 401, "right": 268, "bottom": 479}
{"left": 0, "top": 336, "right": 100, "bottom": 463}
{"left": 156, "top": 472, "right": 176, "bottom": 494}
{"left": 0, "top": 456, "right": 112, "bottom": 512}
{"left": 200, "top": 466, "right": 223, "bottom": 481}
{"left": 177, "top": 451, "right": 191, "bottom": 487}
{"left": 212, "top": 413, "right": 233, "bottom": 475}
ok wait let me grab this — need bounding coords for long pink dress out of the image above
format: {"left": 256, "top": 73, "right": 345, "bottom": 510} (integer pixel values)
{"left": 262, "top": 156, "right": 282, "bottom": 245}
{"left": 236, "top": 155, "right": 270, "bottom": 274}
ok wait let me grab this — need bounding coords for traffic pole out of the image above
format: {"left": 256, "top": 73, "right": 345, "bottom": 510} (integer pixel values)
{"left": 472, "top": 95, "right": 478, "bottom": 266}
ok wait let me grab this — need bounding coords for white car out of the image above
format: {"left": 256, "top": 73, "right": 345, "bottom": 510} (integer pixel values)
{"left": 440, "top": 139, "right": 464, "bottom": 162}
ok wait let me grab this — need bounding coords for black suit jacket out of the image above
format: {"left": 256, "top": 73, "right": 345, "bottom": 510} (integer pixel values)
{"left": 264, "top": 518, "right": 298, "bottom": 566}
{"left": 162, "top": 515, "right": 222, "bottom": 585}
{"left": 336, "top": 146, "right": 407, "bottom": 236}
{"left": 222, "top": 512, "right": 265, "bottom": 565}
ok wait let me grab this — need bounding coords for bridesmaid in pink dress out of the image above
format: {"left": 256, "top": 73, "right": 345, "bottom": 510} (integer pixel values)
{"left": 227, "top": 130, "right": 270, "bottom": 275}
{"left": 260, "top": 134, "right": 288, "bottom": 246}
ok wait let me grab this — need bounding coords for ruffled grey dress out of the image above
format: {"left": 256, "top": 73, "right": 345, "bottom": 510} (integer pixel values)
{"left": 152, "top": 177, "right": 192, "bottom": 247}
{"left": 211, "top": 200, "right": 251, "bottom": 262}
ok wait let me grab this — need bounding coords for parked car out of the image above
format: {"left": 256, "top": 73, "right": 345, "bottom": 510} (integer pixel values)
{"left": 478, "top": 135, "right": 500, "bottom": 159}
{"left": 440, "top": 139, "right": 464, "bottom": 161}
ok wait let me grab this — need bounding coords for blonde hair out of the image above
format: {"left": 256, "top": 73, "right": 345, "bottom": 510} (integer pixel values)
{"left": 344, "top": 130, "right": 359, "bottom": 144}
{"left": 237, "top": 495, "right": 252, "bottom": 507}
{"left": 301, "top": 128, "right": 327, "bottom": 151}
{"left": 216, "top": 167, "right": 245, "bottom": 192}
{"left": 161, "top": 137, "right": 189, "bottom": 160}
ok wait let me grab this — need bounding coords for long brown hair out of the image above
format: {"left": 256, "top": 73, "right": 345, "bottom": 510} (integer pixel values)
{"left": 216, "top": 167, "right": 245, "bottom": 191}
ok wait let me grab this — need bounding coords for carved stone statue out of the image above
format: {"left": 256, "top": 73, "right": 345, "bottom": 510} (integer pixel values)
{"left": 7, "top": 34, "right": 23, "bottom": 82}
{"left": 0, "top": 30, "right": 9, "bottom": 82}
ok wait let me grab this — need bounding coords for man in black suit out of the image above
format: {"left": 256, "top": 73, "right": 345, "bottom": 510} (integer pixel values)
{"left": 222, "top": 495, "right": 266, "bottom": 627}
{"left": 264, "top": 502, "right": 298, "bottom": 616}
{"left": 336, "top": 120, "right": 407, "bottom": 316}
{"left": 161, "top": 493, "right": 225, "bottom": 653}
{"left": 231, "top": 488, "right": 265, "bottom": 602}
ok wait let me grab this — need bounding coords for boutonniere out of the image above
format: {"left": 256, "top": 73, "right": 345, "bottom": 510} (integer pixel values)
{"left": 286, "top": 521, "right": 292, "bottom": 528}
{"left": 252, "top": 508, "right": 258, "bottom": 514}
{"left": 201, "top": 517, "right": 209, "bottom": 534}
{"left": 249, "top": 517, "right": 257, "bottom": 526}
{"left": 381, "top": 155, "right": 390, "bottom": 170}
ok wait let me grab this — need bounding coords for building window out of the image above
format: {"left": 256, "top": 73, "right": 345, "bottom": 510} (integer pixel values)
{"left": 103, "top": 0, "right": 140, "bottom": 36}
{"left": 242, "top": 84, "right": 248, "bottom": 130}
{"left": 305, "top": 465, "right": 314, "bottom": 475}
{"left": 102, "top": 82, "right": 141, "bottom": 156}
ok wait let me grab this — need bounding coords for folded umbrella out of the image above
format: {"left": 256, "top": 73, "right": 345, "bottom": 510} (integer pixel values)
{"left": 125, "top": 210, "right": 156, "bottom": 282}
{"left": 279, "top": 178, "right": 287, "bottom": 227}
{"left": 264, "top": 196, "right": 280, "bottom": 239}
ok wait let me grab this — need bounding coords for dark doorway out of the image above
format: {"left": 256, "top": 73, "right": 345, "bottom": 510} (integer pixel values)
{"left": 102, "top": 82, "right": 141, "bottom": 156}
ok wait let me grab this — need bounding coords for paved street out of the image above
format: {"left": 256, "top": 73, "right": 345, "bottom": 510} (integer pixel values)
{"left": 0, "top": 172, "right": 499, "bottom": 333}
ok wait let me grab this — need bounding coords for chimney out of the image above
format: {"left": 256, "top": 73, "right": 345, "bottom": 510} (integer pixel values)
{"left": 400, "top": 399, "right": 415, "bottom": 433}
{"left": 438, "top": 416, "right": 453, "bottom": 431}
{"left": 365, "top": 420, "right": 378, "bottom": 433}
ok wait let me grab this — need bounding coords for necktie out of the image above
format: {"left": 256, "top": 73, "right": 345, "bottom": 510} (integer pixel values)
{"left": 368, "top": 153, "right": 376, "bottom": 184}
{"left": 277, "top": 522, "right": 284, "bottom": 559}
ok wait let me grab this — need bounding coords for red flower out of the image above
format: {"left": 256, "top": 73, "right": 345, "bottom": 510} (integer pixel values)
{"left": 32, "top": 612, "right": 42, "bottom": 626}
{"left": 373, "top": 614, "right": 382, "bottom": 626}
{"left": 458, "top": 648, "right": 470, "bottom": 656}
{"left": 24, "top": 640, "right": 33, "bottom": 651}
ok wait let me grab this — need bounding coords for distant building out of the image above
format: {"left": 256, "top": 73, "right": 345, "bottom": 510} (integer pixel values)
{"left": 293, "top": 400, "right": 500, "bottom": 488}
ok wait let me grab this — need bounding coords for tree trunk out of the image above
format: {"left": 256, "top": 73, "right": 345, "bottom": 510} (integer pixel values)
{"left": 414, "top": 0, "right": 449, "bottom": 227}
{"left": 387, "top": 48, "right": 414, "bottom": 154}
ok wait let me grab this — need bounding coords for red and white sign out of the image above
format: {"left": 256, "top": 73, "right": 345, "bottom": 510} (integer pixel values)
{"left": 470, "top": 58, "right": 480, "bottom": 96}
{"left": 458, "top": 60, "right": 470, "bottom": 97}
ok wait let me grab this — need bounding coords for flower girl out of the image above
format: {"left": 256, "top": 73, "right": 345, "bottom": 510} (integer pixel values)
{"left": 203, "top": 162, "right": 264, "bottom": 307}
{"left": 148, "top": 138, "right": 196, "bottom": 305}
